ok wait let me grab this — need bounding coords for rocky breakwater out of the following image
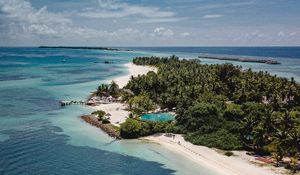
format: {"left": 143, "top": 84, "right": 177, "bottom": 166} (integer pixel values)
{"left": 81, "top": 115, "right": 121, "bottom": 139}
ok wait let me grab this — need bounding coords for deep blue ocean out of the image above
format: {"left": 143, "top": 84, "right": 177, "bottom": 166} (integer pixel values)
{"left": 127, "top": 47, "right": 300, "bottom": 59}
{"left": 0, "top": 47, "right": 299, "bottom": 175}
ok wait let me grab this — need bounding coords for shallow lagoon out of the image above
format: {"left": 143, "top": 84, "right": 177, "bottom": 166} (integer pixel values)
{"left": 1, "top": 47, "right": 299, "bottom": 175}
{"left": 0, "top": 47, "right": 220, "bottom": 175}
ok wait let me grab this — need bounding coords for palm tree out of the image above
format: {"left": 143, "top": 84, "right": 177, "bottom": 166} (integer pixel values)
{"left": 97, "top": 84, "right": 109, "bottom": 96}
{"left": 109, "top": 81, "right": 119, "bottom": 97}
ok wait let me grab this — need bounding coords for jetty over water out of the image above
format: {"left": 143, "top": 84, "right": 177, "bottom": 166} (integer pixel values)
{"left": 59, "top": 100, "right": 86, "bottom": 106}
{"left": 198, "top": 54, "right": 281, "bottom": 65}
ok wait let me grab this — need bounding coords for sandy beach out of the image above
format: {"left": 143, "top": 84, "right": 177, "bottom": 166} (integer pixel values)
{"left": 114, "top": 63, "right": 157, "bottom": 88}
{"left": 143, "top": 134, "right": 286, "bottom": 175}
{"left": 90, "top": 62, "right": 157, "bottom": 126}
{"left": 91, "top": 62, "right": 286, "bottom": 175}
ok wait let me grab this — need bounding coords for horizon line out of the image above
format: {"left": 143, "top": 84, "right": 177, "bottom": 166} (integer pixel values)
{"left": 1, "top": 45, "right": 300, "bottom": 48}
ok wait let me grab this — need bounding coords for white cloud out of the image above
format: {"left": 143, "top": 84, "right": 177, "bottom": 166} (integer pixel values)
{"left": 277, "top": 31, "right": 299, "bottom": 38}
{"left": 153, "top": 27, "right": 174, "bottom": 37}
{"left": 0, "top": 0, "right": 72, "bottom": 39}
{"left": 0, "top": 0, "right": 71, "bottom": 25}
{"left": 249, "top": 30, "right": 265, "bottom": 38}
{"left": 197, "top": 1, "right": 255, "bottom": 11}
{"left": 0, "top": 0, "right": 185, "bottom": 45}
{"left": 203, "top": 14, "right": 223, "bottom": 19}
{"left": 153, "top": 27, "right": 164, "bottom": 33}
{"left": 277, "top": 31, "right": 285, "bottom": 37}
{"left": 0, "top": 1, "right": 128, "bottom": 39}
{"left": 136, "top": 17, "right": 185, "bottom": 23}
{"left": 238, "top": 30, "right": 266, "bottom": 41}
{"left": 180, "top": 32, "right": 190, "bottom": 37}
{"left": 78, "top": 0, "right": 175, "bottom": 19}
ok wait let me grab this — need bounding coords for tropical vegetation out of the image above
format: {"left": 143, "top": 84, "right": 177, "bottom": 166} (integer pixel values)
{"left": 91, "top": 110, "right": 110, "bottom": 124}
{"left": 120, "top": 118, "right": 173, "bottom": 138}
{"left": 96, "top": 80, "right": 120, "bottom": 97}
{"left": 122, "top": 55, "right": 300, "bottom": 165}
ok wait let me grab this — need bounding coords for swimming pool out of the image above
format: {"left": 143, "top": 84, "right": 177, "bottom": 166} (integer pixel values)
{"left": 141, "top": 113, "right": 175, "bottom": 121}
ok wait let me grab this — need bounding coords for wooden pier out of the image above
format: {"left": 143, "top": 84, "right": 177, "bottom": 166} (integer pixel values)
{"left": 59, "top": 100, "right": 86, "bottom": 106}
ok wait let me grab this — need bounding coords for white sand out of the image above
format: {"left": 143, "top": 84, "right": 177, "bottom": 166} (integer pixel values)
{"left": 114, "top": 63, "right": 157, "bottom": 88}
{"left": 92, "top": 102, "right": 129, "bottom": 126}
{"left": 143, "top": 134, "right": 286, "bottom": 175}
{"left": 90, "top": 63, "right": 156, "bottom": 126}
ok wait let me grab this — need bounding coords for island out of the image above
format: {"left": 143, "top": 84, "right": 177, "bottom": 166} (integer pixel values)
{"left": 81, "top": 55, "right": 299, "bottom": 175}
{"left": 39, "top": 46, "right": 131, "bottom": 51}
{"left": 199, "top": 54, "right": 281, "bottom": 64}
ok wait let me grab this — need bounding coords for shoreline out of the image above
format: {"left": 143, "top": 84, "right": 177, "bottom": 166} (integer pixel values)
{"left": 113, "top": 62, "right": 157, "bottom": 88}
{"left": 39, "top": 46, "right": 132, "bottom": 51}
{"left": 142, "top": 134, "right": 286, "bottom": 175}
{"left": 85, "top": 61, "right": 287, "bottom": 175}
{"left": 81, "top": 115, "right": 121, "bottom": 139}
{"left": 88, "top": 62, "right": 157, "bottom": 126}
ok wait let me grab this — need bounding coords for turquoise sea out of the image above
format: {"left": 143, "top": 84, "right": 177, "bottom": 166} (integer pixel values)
{"left": 0, "top": 47, "right": 299, "bottom": 175}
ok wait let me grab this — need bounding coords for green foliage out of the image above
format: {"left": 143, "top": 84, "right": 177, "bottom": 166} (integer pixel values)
{"left": 91, "top": 110, "right": 110, "bottom": 123}
{"left": 185, "top": 129, "right": 242, "bottom": 150}
{"left": 133, "top": 55, "right": 180, "bottom": 66}
{"left": 179, "top": 102, "right": 222, "bottom": 133}
{"left": 92, "top": 110, "right": 106, "bottom": 120}
{"left": 109, "top": 81, "right": 119, "bottom": 97}
{"left": 96, "top": 84, "right": 109, "bottom": 96}
{"left": 111, "top": 124, "right": 120, "bottom": 132}
{"left": 196, "top": 92, "right": 228, "bottom": 110}
{"left": 120, "top": 118, "right": 173, "bottom": 139}
{"left": 96, "top": 81, "right": 120, "bottom": 97}
{"left": 102, "top": 118, "right": 110, "bottom": 124}
{"left": 240, "top": 102, "right": 274, "bottom": 149}
{"left": 120, "top": 119, "right": 142, "bottom": 138}
{"left": 125, "top": 56, "right": 300, "bottom": 160}
{"left": 223, "top": 103, "right": 244, "bottom": 121}
{"left": 128, "top": 92, "right": 155, "bottom": 115}
{"left": 128, "top": 113, "right": 134, "bottom": 118}
{"left": 224, "top": 151, "right": 234, "bottom": 157}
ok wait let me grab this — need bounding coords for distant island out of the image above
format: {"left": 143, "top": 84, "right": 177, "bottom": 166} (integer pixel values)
{"left": 39, "top": 46, "right": 131, "bottom": 51}
{"left": 199, "top": 54, "right": 281, "bottom": 64}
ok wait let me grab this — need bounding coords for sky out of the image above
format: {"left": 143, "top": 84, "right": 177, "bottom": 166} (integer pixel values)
{"left": 0, "top": 0, "right": 300, "bottom": 46}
